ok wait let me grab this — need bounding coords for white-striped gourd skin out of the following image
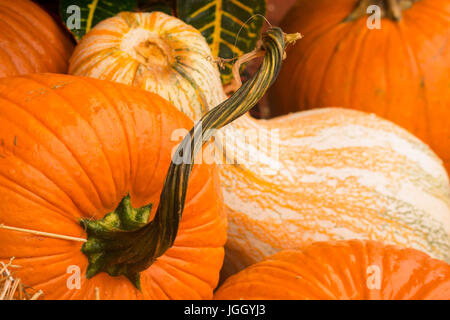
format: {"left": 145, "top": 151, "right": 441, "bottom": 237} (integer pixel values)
{"left": 69, "top": 11, "right": 225, "bottom": 121}
{"left": 68, "top": 12, "right": 450, "bottom": 276}
{"left": 221, "top": 108, "right": 450, "bottom": 277}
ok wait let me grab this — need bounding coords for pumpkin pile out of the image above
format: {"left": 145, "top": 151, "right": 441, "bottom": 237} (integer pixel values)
{"left": 0, "top": 0, "right": 449, "bottom": 300}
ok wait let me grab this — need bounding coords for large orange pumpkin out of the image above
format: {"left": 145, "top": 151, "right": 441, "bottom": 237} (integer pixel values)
{"left": 69, "top": 12, "right": 450, "bottom": 277}
{"left": 269, "top": 0, "right": 450, "bottom": 172}
{"left": 0, "top": 0, "right": 74, "bottom": 78}
{"left": 0, "top": 73, "right": 226, "bottom": 299}
{"left": 215, "top": 240, "right": 450, "bottom": 300}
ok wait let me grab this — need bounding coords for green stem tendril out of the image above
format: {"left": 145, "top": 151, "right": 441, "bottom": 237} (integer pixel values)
{"left": 80, "top": 27, "right": 301, "bottom": 290}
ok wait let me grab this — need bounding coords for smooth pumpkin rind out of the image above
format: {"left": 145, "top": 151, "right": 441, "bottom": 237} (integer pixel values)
{"left": 0, "top": 73, "right": 226, "bottom": 300}
{"left": 214, "top": 240, "right": 450, "bottom": 300}
{"left": 0, "top": 0, "right": 74, "bottom": 77}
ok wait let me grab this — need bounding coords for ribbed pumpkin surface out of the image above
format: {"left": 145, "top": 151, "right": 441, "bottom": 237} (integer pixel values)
{"left": 215, "top": 240, "right": 450, "bottom": 300}
{"left": 69, "top": 11, "right": 225, "bottom": 121}
{"left": 269, "top": 0, "right": 450, "bottom": 172}
{"left": 0, "top": 73, "right": 226, "bottom": 299}
{"left": 0, "top": 0, "right": 74, "bottom": 77}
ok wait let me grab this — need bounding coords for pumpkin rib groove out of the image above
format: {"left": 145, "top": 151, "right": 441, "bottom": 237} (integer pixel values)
{"left": 0, "top": 16, "right": 49, "bottom": 71}
{"left": 137, "top": 92, "right": 163, "bottom": 195}
{"left": 0, "top": 151, "right": 86, "bottom": 223}
{"left": 73, "top": 77, "right": 131, "bottom": 197}
{"left": 222, "top": 279, "right": 327, "bottom": 299}
{"left": 0, "top": 173, "right": 81, "bottom": 225}
{"left": 300, "top": 245, "right": 354, "bottom": 299}
{"left": 0, "top": 2, "right": 71, "bottom": 62}
{"left": 29, "top": 262, "right": 86, "bottom": 291}
{"left": 0, "top": 98, "right": 101, "bottom": 216}
{"left": 394, "top": 22, "right": 430, "bottom": 144}
{"left": 160, "top": 254, "right": 222, "bottom": 286}
{"left": 292, "top": 20, "right": 347, "bottom": 108}
{"left": 319, "top": 243, "right": 362, "bottom": 298}
{"left": 255, "top": 260, "right": 335, "bottom": 298}
{"left": 382, "top": 24, "right": 392, "bottom": 120}
{"left": 411, "top": 277, "right": 450, "bottom": 299}
{"left": 381, "top": 246, "right": 427, "bottom": 299}
{"left": 0, "top": 23, "right": 34, "bottom": 74}
{"left": 349, "top": 21, "right": 372, "bottom": 110}
{"left": 112, "top": 85, "right": 138, "bottom": 192}
{"left": 3, "top": 253, "right": 84, "bottom": 290}
{"left": 379, "top": 241, "right": 395, "bottom": 299}
{"left": 396, "top": 249, "right": 449, "bottom": 299}
{"left": 22, "top": 75, "right": 118, "bottom": 208}
{"left": 295, "top": 25, "right": 345, "bottom": 108}
{"left": 0, "top": 4, "right": 67, "bottom": 69}
{"left": 274, "top": 250, "right": 341, "bottom": 297}
{"left": 358, "top": 240, "right": 370, "bottom": 299}
{"left": 5, "top": 11, "right": 67, "bottom": 69}
{"left": 312, "top": 27, "right": 346, "bottom": 107}
{"left": 175, "top": 214, "right": 223, "bottom": 233}
{"left": 180, "top": 171, "right": 214, "bottom": 213}
{"left": 0, "top": 85, "right": 106, "bottom": 211}
{"left": 144, "top": 264, "right": 179, "bottom": 300}
{"left": 155, "top": 259, "right": 212, "bottom": 296}
{"left": 1, "top": 251, "right": 78, "bottom": 265}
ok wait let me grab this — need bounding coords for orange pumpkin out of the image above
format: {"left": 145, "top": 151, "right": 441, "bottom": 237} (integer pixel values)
{"left": 215, "top": 240, "right": 450, "bottom": 300}
{"left": 0, "top": 73, "right": 226, "bottom": 299}
{"left": 0, "top": 0, "right": 74, "bottom": 78}
{"left": 269, "top": 0, "right": 450, "bottom": 172}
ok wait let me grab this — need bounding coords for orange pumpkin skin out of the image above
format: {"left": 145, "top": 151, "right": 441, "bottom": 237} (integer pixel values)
{"left": 0, "top": 0, "right": 74, "bottom": 78}
{"left": 215, "top": 240, "right": 450, "bottom": 300}
{"left": 270, "top": 0, "right": 450, "bottom": 172}
{"left": 0, "top": 73, "right": 226, "bottom": 299}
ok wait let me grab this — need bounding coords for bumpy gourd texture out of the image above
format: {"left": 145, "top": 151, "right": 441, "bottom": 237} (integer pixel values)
{"left": 0, "top": 0, "right": 74, "bottom": 77}
{"left": 270, "top": 0, "right": 450, "bottom": 172}
{"left": 0, "top": 73, "right": 226, "bottom": 299}
{"left": 215, "top": 240, "right": 450, "bottom": 300}
{"left": 68, "top": 11, "right": 450, "bottom": 279}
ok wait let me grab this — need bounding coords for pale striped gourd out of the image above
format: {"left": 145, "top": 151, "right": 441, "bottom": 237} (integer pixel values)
{"left": 69, "top": 12, "right": 450, "bottom": 277}
{"left": 69, "top": 11, "right": 224, "bottom": 121}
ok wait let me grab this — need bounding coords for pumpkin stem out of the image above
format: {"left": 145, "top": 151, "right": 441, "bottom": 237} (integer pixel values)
{"left": 345, "top": 0, "right": 420, "bottom": 22}
{"left": 80, "top": 27, "right": 300, "bottom": 290}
